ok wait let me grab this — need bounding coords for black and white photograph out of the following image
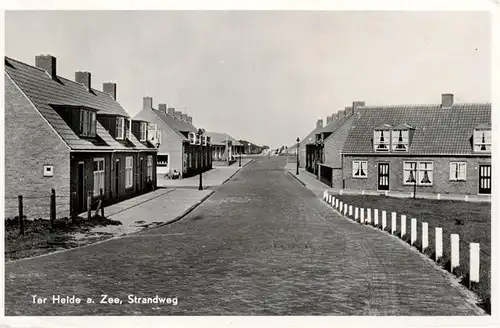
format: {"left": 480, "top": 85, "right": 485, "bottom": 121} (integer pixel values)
{"left": 1, "top": 1, "right": 498, "bottom": 327}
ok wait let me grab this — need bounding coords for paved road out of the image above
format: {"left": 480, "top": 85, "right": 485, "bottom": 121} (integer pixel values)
{"left": 5, "top": 156, "right": 482, "bottom": 315}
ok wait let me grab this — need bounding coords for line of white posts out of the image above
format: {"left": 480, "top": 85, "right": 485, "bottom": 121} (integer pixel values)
{"left": 322, "top": 190, "right": 480, "bottom": 285}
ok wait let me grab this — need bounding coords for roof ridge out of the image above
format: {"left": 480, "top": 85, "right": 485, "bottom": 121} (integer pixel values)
{"left": 359, "top": 102, "right": 491, "bottom": 109}
{"left": 5, "top": 56, "right": 49, "bottom": 74}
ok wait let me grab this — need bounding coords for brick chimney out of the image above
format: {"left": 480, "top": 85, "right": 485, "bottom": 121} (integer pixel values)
{"left": 143, "top": 97, "right": 153, "bottom": 110}
{"left": 181, "top": 113, "right": 188, "bottom": 122}
{"left": 345, "top": 106, "right": 353, "bottom": 117}
{"left": 353, "top": 101, "right": 365, "bottom": 110}
{"left": 187, "top": 116, "right": 193, "bottom": 125}
{"left": 326, "top": 116, "right": 333, "bottom": 125}
{"left": 158, "top": 103, "right": 167, "bottom": 114}
{"left": 441, "top": 93, "right": 454, "bottom": 108}
{"left": 338, "top": 109, "right": 345, "bottom": 119}
{"left": 167, "top": 108, "right": 175, "bottom": 116}
{"left": 35, "top": 55, "right": 57, "bottom": 80}
{"left": 174, "top": 110, "right": 182, "bottom": 120}
{"left": 103, "top": 82, "right": 116, "bottom": 100}
{"left": 316, "top": 119, "right": 323, "bottom": 129}
{"left": 75, "top": 71, "right": 91, "bottom": 91}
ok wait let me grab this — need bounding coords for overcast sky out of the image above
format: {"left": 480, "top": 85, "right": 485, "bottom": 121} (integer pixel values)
{"left": 5, "top": 10, "right": 491, "bottom": 148}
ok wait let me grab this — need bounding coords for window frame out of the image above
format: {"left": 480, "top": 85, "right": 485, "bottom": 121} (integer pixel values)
{"left": 373, "top": 130, "right": 391, "bottom": 152}
{"left": 352, "top": 160, "right": 368, "bottom": 178}
{"left": 140, "top": 122, "right": 147, "bottom": 141}
{"left": 125, "top": 156, "right": 133, "bottom": 188}
{"left": 116, "top": 117, "right": 125, "bottom": 140}
{"left": 80, "top": 109, "right": 97, "bottom": 137}
{"left": 449, "top": 162, "right": 467, "bottom": 181}
{"left": 391, "top": 129, "right": 409, "bottom": 152}
{"left": 93, "top": 157, "right": 105, "bottom": 196}
{"left": 473, "top": 129, "right": 491, "bottom": 153}
{"left": 403, "top": 160, "right": 434, "bottom": 186}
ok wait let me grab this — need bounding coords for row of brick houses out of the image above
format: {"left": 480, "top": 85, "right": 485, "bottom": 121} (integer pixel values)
{"left": 301, "top": 94, "right": 491, "bottom": 197}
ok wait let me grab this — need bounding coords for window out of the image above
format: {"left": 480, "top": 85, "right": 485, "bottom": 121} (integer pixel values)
{"left": 93, "top": 158, "right": 105, "bottom": 196}
{"left": 474, "top": 129, "right": 491, "bottom": 152}
{"left": 450, "top": 162, "right": 466, "bottom": 181}
{"left": 352, "top": 160, "right": 368, "bottom": 178}
{"left": 147, "top": 155, "right": 153, "bottom": 180}
{"left": 140, "top": 122, "right": 147, "bottom": 141}
{"left": 157, "top": 154, "right": 169, "bottom": 167}
{"left": 126, "top": 119, "right": 132, "bottom": 139}
{"left": 392, "top": 130, "right": 409, "bottom": 151}
{"left": 374, "top": 130, "right": 390, "bottom": 152}
{"left": 404, "top": 161, "right": 433, "bottom": 186}
{"left": 80, "top": 109, "right": 96, "bottom": 137}
{"left": 116, "top": 117, "right": 124, "bottom": 140}
{"left": 125, "top": 156, "right": 133, "bottom": 188}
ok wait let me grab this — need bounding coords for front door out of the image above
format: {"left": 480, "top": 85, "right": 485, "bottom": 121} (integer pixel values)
{"left": 115, "top": 160, "right": 120, "bottom": 200}
{"left": 479, "top": 164, "right": 491, "bottom": 194}
{"left": 77, "top": 162, "right": 85, "bottom": 212}
{"left": 378, "top": 163, "right": 390, "bottom": 191}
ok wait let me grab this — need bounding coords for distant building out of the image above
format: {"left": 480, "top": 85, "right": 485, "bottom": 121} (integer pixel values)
{"left": 206, "top": 132, "right": 243, "bottom": 165}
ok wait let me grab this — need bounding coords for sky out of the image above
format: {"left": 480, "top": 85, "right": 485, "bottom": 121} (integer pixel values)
{"left": 5, "top": 10, "right": 491, "bottom": 149}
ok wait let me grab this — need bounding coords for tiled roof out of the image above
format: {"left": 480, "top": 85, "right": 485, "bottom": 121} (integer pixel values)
{"left": 205, "top": 132, "right": 238, "bottom": 146}
{"left": 342, "top": 103, "right": 491, "bottom": 155}
{"left": 316, "top": 114, "right": 352, "bottom": 140}
{"left": 300, "top": 126, "right": 322, "bottom": 147}
{"left": 151, "top": 109, "right": 198, "bottom": 141}
{"left": 5, "top": 56, "right": 154, "bottom": 151}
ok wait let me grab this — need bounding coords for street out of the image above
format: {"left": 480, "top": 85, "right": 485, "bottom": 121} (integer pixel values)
{"left": 4, "top": 156, "right": 482, "bottom": 315}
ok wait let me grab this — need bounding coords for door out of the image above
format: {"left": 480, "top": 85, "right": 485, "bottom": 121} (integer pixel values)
{"left": 378, "top": 163, "right": 390, "bottom": 191}
{"left": 77, "top": 162, "right": 85, "bottom": 212}
{"left": 115, "top": 160, "right": 120, "bottom": 200}
{"left": 139, "top": 158, "right": 144, "bottom": 191}
{"left": 479, "top": 164, "right": 491, "bottom": 194}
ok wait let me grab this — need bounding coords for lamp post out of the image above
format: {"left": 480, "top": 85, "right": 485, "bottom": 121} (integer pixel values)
{"left": 296, "top": 137, "right": 300, "bottom": 175}
{"left": 198, "top": 129, "right": 204, "bottom": 191}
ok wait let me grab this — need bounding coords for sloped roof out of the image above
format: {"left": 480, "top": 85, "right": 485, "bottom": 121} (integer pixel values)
{"left": 343, "top": 103, "right": 491, "bottom": 155}
{"left": 299, "top": 126, "right": 322, "bottom": 148}
{"left": 5, "top": 56, "right": 154, "bottom": 151}
{"left": 205, "top": 132, "right": 240, "bottom": 146}
{"left": 316, "top": 113, "right": 353, "bottom": 139}
{"left": 151, "top": 109, "right": 198, "bottom": 141}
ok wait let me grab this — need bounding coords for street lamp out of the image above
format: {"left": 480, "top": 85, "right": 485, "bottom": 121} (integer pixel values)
{"left": 198, "top": 129, "right": 204, "bottom": 191}
{"left": 296, "top": 137, "right": 300, "bottom": 175}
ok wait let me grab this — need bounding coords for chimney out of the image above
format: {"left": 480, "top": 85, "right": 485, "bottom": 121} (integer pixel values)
{"left": 143, "top": 97, "right": 153, "bottom": 110}
{"left": 158, "top": 103, "right": 167, "bottom": 114}
{"left": 181, "top": 113, "right": 188, "bottom": 122}
{"left": 167, "top": 108, "right": 175, "bottom": 116}
{"left": 174, "top": 110, "right": 182, "bottom": 120}
{"left": 316, "top": 119, "right": 323, "bottom": 129}
{"left": 441, "top": 93, "right": 454, "bottom": 108}
{"left": 326, "top": 116, "right": 333, "bottom": 125}
{"left": 353, "top": 101, "right": 365, "bottom": 110}
{"left": 75, "top": 71, "right": 91, "bottom": 91}
{"left": 103, "top": 82, "right": 117, "bottom": 100}
{"left": 345, "top": 106, "right": 353, "bottom": 117}
{"left": 338, "top": 109, "right": 345, "bottom": 119}
{"left": 187, "top": 116, "right": 193, "bottom": 125}
{"left": 35, "top": 54, "right": 57, "bottom": 79}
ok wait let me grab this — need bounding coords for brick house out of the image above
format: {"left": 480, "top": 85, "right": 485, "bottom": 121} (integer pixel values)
{"left": 134, "top": 98, "right": 212, "bottom": 178}
{"left": 5, "top": 55, "right": 158, "bottom": 219}
{"left": 298, "top": 123, "right": 323, "bottom": 169}
{"left": 206, "top": 132, "right": 241, "bottom": 165}
{"left": 239, "top": 140, "right": 264, "bottom": 154}
{"left": 342, "top": 94, "right": 491, "bottom": 196}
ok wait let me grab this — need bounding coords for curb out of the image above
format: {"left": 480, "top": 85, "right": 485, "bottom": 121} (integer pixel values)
{"left": 221, "top": 159, "right": 253, "bottom": 185}
{"left": 5, "top": 190, "right": 216, "bottom": 265}
{"left": 287, "top": 170, "right": 307, "bottom": 187}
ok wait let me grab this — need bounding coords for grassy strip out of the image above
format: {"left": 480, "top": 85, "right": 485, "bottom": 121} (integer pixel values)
{"left": 329, "top": 194, "right": 491, "bottom": 314}
{"left": 5, "top": 215, "right": 122, "bottom": 261}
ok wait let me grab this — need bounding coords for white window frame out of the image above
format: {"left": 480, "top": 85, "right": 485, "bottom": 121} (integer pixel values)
{"left": 93, "top": 158, "right": 105, "bottom": 196}
{"left": 140, "top": 122, "right": 147, "bottom": 141}
{"left": 403, "top": 161, "right": 433, "bottom": 186}
{"left": 352, "top": 160, "right": 368, "bottom": 178}
{"left": 391, "top": 129, "right": 409, "bottom": 152}
{"left": 126, "top": 119, "right": 132, "bottom": 140}
{"left": 80, "top": 109, "right": 97, "bottom": 137}
{"left": 473, "top": 129, "right": 491, "bottom": 153}
{"left": 373, "top": 130, "right": 390, "bottom": 152}
{"left": 450, "top": 162, "right": 467, "bottom": 181}
{"left": 147, "top": 155, "right": 153, "bottom": 180}
{"left": 116, "top": 117, "right": 125, "bottom": 140}
{"left": 125, "top": 156, "right": 133, "bottom": 188}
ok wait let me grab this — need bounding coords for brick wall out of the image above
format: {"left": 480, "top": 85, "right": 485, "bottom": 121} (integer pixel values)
{"left": 323, "top": 117, "right": 354, "bottom": 168}
{"left": 5, "top": 73, "right": 71, "bottom": 219}
{"left": 343, "top": 155, "right": 491, "bottom": 195}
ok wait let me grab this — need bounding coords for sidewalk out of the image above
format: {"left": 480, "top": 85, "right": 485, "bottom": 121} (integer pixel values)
{"left": 284, "top": 162, "right": 491, "bottom": 203}
{"left": 86, "top": 188, "right": 214, "bottom": 236}
{"left": 157, "top": 158, "right": 253, "bottom": 188}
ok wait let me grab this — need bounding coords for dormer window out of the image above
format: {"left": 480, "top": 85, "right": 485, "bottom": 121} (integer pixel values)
{"left": 116, "top": 117, "right": 124, "bottom": 140}
{"left": 126, "top": 119, "right": 132, "bottom": 140}
{"left": 473, "top": 125, "right": 491, "bottom": 152}
{"left": 373, "top": 124, "right": 391, "bottom": 152}
{"left": 140, "top": 122, "right": 147, "bottom": 141}
{"left": 80, "top": 109, "right": 97, "bottom": 137}
{"left": 188, "top": 132, "right": 196, "bottom": 144}
{"left": 391, "top": 124, "right": 413, "bottom": 152}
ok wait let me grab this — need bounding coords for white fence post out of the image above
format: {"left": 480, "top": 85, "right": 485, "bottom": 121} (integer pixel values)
{"left": 422, "top": 222, "right": 428, "bottom": 251}
{"left": 435, "top": 227, "right": 443, "bottom": 261}
{"left": 470, "top": 243, "right": 480, "bottom": 285}
{"left": 360, "top": 208, "right": 365, "bottom": 223}
{"left": 451, "top": 234, "right": 460, "bottom": 271}
{"left": 382, "top": 210, "right": 387, "bottom": 230}
{"left": 340, "top": 189, "right": 343, "bottom": 195}
{"left": 339, "top": 200, "right": 343, "bottom": 210}
{"left": 367, "top": 208, "right": 372, "bottom": 224}
{"left": 374, "top": 209, "right": 379, "bottom": 226}
{"left": 355, "top": 207, "right": 359, "bottom": 220}
{"left": 336, "top": 199, "right": 339, "bottom": 209}
{"left": 391, "top": 212, "right": 397, "bottom": 234}
{"left": 401, "top": 215, "right": 407, "bottom": 238}
{"left": 349, "top": 205, "right": 353, "bottom": 217}
{"left": 344, "top": 203, "right": 347, "bottom": 215}
{"left": 323, "top": 191, "right": 327, "bottom": 200}
{"left": 411, "top": 218, "right": 417, "bottom": 245}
